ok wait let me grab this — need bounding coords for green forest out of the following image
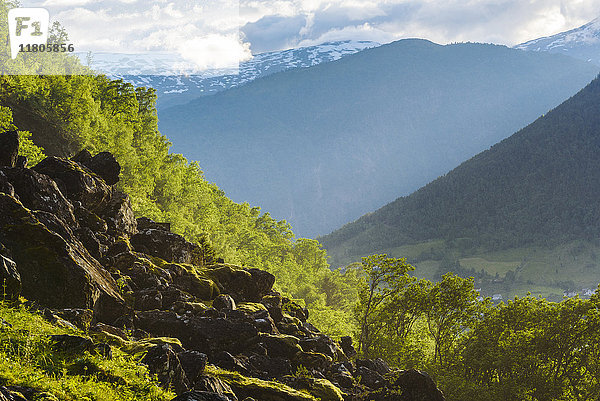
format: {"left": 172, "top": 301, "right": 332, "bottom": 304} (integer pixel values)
{"left": 2, "top": 0, "right": 600, "bottom": 399}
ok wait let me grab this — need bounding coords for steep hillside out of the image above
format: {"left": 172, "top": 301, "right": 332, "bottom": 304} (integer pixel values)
{"left": 321, "top": 75, "right": 600, "bottom": 279}
{"left": 158, "top": 39, "right": 599, "bottom": 237}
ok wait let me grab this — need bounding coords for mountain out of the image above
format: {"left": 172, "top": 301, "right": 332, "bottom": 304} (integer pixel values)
{"left": 78, "top": 40, "right": 379, "bottom": 109}
{"left": 516, "top": 17, "right": 600, "bottom": 65}
{"left": 158, "top": 39, "right": 599, "bottom": 238}
{"left": 320, "top": 75, "right": 600, "bottom": 294}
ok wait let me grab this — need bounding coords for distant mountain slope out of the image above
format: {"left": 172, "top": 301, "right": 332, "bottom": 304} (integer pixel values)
{"left": 321, "top": 75, "right": 600, "bottom": 263}
{"left": 516, "top": 17, "right": 600, "bottom": 65}
{"left": 158, "top": 39, "right": 599, "bottom": 238}
{"left": 78, "top": 41, "right": 379, "bottom": 109}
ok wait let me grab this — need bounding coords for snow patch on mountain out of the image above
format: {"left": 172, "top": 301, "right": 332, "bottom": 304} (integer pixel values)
{"left": 76, "top": 40, "right": 380, "bottom": 108}
{"left": 515, "top": 18, "right": 600, "bottom": 66}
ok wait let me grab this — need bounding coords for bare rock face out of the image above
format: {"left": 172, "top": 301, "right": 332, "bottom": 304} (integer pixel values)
{"left": 1, "top": 167, "right": 77, "bottom": 226}
{"left": 33, "top": 157, "right": 112, "bottom": 212}
{"left": 100, "top": 190, "right": 137, "bottom": 236}
{"left": 131, "top": 229, "right": 207, "bottom": 266}
{"left": 142, "top": 344, "right": 190, "bottom": 394}
{"left": 72, "top": 150, "right": 121, "bottom": 186}
{"left": 0, "top": 253, "right": 20, "bottom": 302}
{"left": 382, "top": 370, "right": 444, "bottom": 401}
{"left": 0, "top": 131, "right": 19, "bottom": 168}
{"left": 0, "top": 193, "right": 125, "bottom": 323}
{"left": 85, "top": 152, "right": 121, "bottom": 186}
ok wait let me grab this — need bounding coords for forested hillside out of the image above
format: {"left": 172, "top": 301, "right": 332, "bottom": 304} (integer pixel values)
{"left": 322, "top": 74, "right": 600, "bottom": 271}
{"left": 159, "top": 38, "right": 599, "bottom": 237}
{"left": 0, "top": 1, "right": 358, "bottom": 337}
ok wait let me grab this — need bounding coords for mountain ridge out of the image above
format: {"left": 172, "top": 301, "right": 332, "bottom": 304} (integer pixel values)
{"left": 158, "top": 38, "right": 600, "bottom": 237}
{"left": 320, "top": 74, "right": 600, "bottom": 270}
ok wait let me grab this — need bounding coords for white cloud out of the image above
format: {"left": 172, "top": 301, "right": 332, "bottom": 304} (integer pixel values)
{"left": 31, "top": 0, "right": 600, "bottom": 61}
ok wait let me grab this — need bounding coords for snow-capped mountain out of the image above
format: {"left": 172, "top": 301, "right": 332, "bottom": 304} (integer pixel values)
{"left": 77, "top": 40, "right": 379, "bottom": 109}
{"left": 515, "top": 17, "right": 600, "bottom": 66}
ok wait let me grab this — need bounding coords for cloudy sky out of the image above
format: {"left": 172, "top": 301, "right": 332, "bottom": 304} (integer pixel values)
{"left": 20, "top": 0, "right": 600, "bottom": 66}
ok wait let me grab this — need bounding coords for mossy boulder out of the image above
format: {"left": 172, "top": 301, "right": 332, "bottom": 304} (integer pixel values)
{"left": 307, "top": 379, "right": 344, "bottom": 401}
{"left": 257, "top": 334, "right": 303, "bottom": 359}
{"left": 0, "top": 193, "right": 125, "bottom": 323}
{"left": 33, "top": 157, "right": 111, "bottom": 212}
{"left": 207, "top": 366, "right": 316, "bottom": 401}
{"left": 205, "top": 265, "right": 275, "bottom": 302}
{"left": 1, "top": 167, "right": 77, "bottom": 226}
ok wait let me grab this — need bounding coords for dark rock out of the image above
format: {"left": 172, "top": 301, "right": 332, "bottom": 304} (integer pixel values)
{"left": 108, "top": 252, "right": 170, "bottom": 291}
{"left": 142, "top": 344, "right": 189, "bottom": 394}
{"left": 0, "top": 386, "right": 29, "bottom": 401}
{"left": 328, "top": 363, "right": 354, "bottom": 388}
{"left": 15, "top": 156, "right": 27, "bottom": 169}
{"left": 356, "top": 366, "right": 386, "bottom": 389}
{"left": 33, "top": 157, "right": 112, "bottom": 212}
{"left": 282, "top": 298, "right": 308, "bottom": 322}
{"left": 178, "top": 351, "right": 208, "bottom": 383}
{"left": 0, "top": 254, "right": 20, "bottom": 301}
{"left": 213, "top": 294, "right": 236, "bottom": 311}
{"left": 293, "top": 351, "right": 333, "bottom": 371}
{"left": 137, "top": 216, "right": 171, "bottom": 232}
{"left": 0, "top": 171, "right": 16, "bottom": 198}
{"left": 2, "top": 167, "right": 77, "bottom": 226}
{"left": 246, "top": 269, "right": 275, "bottom": 301}
{"left": 99, "top": 190, "right": 137, "bottom": 236}
{"left": 257, "top": 334, "right": 302, "bottom": 359}
{"left": 392, "top": 369, "right": 445, "bottom": 401}
{"left": 213, "top": 351, "right": 250, "bottom": 374}
{"left": 71, "top": 149, "right": 93, "bottom": 165}
{"left": 135, "top": 289, "right": 163, "bottom": 311}
{"left": 131, "top": 229, "right": 206, "bottom": 266}
{"left": 74, "top": 227, "right": 102, "bottom": 259}
{"left": 339, "top": 336, "right": 357, "bottom": 358}
{"left": 356, "top": 359, "right": 391, "bottom": 376}
{"left": 247, "top": 354, "right": 293, "bottom": 378}
{"left": 74, "top": 203, "right": 108, "bottom": 233}
{"left": 0, "top": 194, "right": 126, "bottom": 323}
{"left": 261, "top": 293, "right": 283, "bottom": 322}
{"left": 193, "top": 376, "right": 237, "bottom": 401}
{"left": 91, "top": 322, "right": 129, "bottom": 341}
{"left": 49, "top": 334, "right": 94, "bottom": 354}
{"left": 52, "top": 308, "right": 94, "bottom": 330}
{"left": 171, "top": 391, "right": 232, "bottom": 401}
{"left": 167, "top": 263, "right": 219, "bottom": 300}
{"left": 0, "top": 131, "right": 19, "bottom": 168}
{"left": 85, "top": 152, "right": 121, "bottom": 186}
{"left": 299, "top": 335, "right": 344, "bottom": 360}
{"left": 33, "top": 210, "right": 75, "bottom": 241}
{"left": 43, "top": 309, "right": 77, "bottom": 330}
{"left": 206, "top": 265, "right": 274, "bottom": 303}
{"left": 135, "top": 310, "right": 259, "bottom": 356}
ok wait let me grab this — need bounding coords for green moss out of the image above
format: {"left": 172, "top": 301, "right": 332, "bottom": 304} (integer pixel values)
{"left": 122, "top": 337, "right": 183, "bottom": 356}
{"left": 237, "top": 302, "right": 268, "bottom": 314}
{"left": 307, "top": 379, "right": 345, "bottom": 401}
{"left": 205, "top": 365, "right": 317, "bottom": 401}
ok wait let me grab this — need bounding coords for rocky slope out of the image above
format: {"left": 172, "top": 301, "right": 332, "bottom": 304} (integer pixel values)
{"left": 0, "top": 130, "right": 444, "bottom": 401}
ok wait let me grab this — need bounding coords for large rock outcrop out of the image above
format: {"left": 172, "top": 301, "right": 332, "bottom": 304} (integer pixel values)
{"left": 0, "top": 133, "right": 445, "bottom": 401}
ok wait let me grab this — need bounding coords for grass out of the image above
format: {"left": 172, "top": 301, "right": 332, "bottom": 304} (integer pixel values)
{"left": 337, "top": 238, "right": 600, "bottom": 301}
{"left": 0, "top": 302, "right": 175, "bottom": 401}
